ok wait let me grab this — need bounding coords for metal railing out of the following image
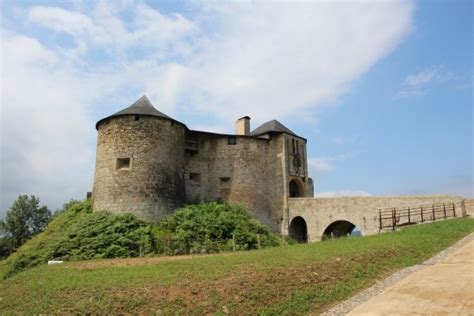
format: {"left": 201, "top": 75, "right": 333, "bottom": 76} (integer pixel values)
{"left": 379, "top": 201, "right": 465, "bottom": 232}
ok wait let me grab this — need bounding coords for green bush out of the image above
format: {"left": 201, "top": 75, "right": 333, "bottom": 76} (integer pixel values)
{"left": 158, "top": 202, "right": 281, "bottom": 254}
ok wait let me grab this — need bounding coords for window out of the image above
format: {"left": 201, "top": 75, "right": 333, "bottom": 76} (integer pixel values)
{"left": 134, "top": 115, "right": 140, "bottom": 121}
{"left": 220, "top": 177, "right": 230, "bottom": 188}
{"left": 228, "top": 136, "right": 237, "bottom": 145}
{"left": 189, "top": 172, "right": 201, "bottom": 184}
{"left": 291, "top": 139, "right": 300, "bottom": 154}
{"left": 116, "top": 158, "right": 131, "bottom": 170}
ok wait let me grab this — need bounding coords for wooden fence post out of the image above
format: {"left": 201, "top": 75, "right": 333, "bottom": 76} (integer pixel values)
{"left": 461, "top": 200, "right": 467, "bottom": 218}
{"left": 432, "top": 204, "right": 436, "bottom": 221}
{"left": 421, "top": 206, "right": 424, "bottom": 223}
{"left": 408, "top": 207, "right": 411, "bottom": 224}
{"left": 453, "top": 202, "right": 456, "bottom": 217}
{"left": 443, "top": 204, "right": 447, "bottom": 219}
{"left": 379, "top": 209, "right": 382, "bottom": 232}
{"left": 392, "top": 208, "right": 396, "bottom": 231}
{"left": 232, "top": 233, "right": 236, "bottom": 252}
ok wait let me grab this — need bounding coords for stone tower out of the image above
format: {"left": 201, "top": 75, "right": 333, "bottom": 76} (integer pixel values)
{"left": 92, "top": 96, "right": 186, "bottom": 221}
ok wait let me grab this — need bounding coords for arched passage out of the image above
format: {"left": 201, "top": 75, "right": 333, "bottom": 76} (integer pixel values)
{"left": 322, "top": 220, "right": 360, "bottom": 240}
{"left": 289, "top": 179, "right": 304, "bottom": 197}
{"left": 289, "top": 216, "right": 308, "bottom": 243}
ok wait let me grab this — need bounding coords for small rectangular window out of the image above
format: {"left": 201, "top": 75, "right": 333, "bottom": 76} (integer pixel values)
{"left": 189, "top": 172, "right": 201, "bottom": 184}
{"left": 220, "top": 177, "right": 230, "bottom": 188}
{"left": 134, "top": 115, "right": 140, "bottom": 121}
{"left": 228, "top": 136, "right": 237, "bottom": 145}
{"left": 292, "top": 139, "right": 296, "bottom": 153}
{"left": 116, "top": 158, "right": 130, "bottom": 170}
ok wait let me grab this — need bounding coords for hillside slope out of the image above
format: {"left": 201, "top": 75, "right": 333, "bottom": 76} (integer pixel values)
{"left": 0, "top": 200, "right": 280, "bottom": 279}
{"left": 1, "top": 218, "right": 473, "bottom": 315}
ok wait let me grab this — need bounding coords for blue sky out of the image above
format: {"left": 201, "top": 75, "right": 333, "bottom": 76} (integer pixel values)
{"left": 0, "top": 0, "right": 472, "bottom": 216}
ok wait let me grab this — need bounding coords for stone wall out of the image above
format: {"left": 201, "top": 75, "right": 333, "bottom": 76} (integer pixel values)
{"left": 184, "top": 132, "right": 286, "bottom": 231}
{"left": 288, "top": 195, "right": 464, "bottom": 242}
{"left": 92, "top": 115, "right": 186, "bottom": 221}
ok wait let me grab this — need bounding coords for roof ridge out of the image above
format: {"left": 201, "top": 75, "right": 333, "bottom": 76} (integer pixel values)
{"left": 95, "top": 95, "right": 184, "bottom": 129}
{"left": 250, "top": 119, "right": 297, "bottom": 137}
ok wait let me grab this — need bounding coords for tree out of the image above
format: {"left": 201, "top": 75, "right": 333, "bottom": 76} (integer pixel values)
{"left": 0, "top": 195, "right": 51, "bottom": 257}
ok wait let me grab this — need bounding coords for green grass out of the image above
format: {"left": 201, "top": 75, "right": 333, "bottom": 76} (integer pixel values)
{"left": 1, "top": 218, "right": 473, "bottom": 315}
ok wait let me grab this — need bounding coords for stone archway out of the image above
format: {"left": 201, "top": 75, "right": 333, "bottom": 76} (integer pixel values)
{"left": 289, "top": 179, "right": 304, "bottom": 197}
{"left": 289, "top": 216, "right": 308, "bottom": 243}
{"left": 322, "top": 220, "right": 360, "bottom": 240}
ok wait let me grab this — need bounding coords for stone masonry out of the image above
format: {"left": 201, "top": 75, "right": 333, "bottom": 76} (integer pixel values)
{"left": 92, "top": 96, "right": 311, "bottom": 232}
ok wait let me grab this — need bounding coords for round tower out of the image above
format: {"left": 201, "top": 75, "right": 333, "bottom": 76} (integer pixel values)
{"left": 92, "top": 96, "right": 186, "bottom": 221}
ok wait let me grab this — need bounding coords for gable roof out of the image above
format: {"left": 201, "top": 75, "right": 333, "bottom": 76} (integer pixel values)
{"left": 250, "top": 119, "right": 298, "bottom": 137}
{"left": 96, "top": 95, "right": 185, "bottom": 129}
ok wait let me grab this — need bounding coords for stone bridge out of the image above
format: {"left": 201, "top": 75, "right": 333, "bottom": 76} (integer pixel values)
{"left": 287, "top": 195, "right": 472, "bottom": 242}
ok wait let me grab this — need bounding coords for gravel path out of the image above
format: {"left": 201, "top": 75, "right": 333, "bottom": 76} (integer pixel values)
{"left": 319, "top": 232, "right": 474, "bottom": 316}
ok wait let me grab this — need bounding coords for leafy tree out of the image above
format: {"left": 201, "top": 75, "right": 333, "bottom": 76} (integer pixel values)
{"left": 0, "top": 195, "right": 51, "bottom": 256}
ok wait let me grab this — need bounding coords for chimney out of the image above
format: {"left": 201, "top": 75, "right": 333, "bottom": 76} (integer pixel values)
{"left": 236, "top": 116, "right": 251, "bottom": 136}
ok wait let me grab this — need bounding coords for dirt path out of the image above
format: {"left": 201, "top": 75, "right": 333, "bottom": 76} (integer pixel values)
{"left": 321, "top": 233, "right": 474, "bottom": 315}
{"left": 348, "top": 236, "right": 473, "bottom": 315}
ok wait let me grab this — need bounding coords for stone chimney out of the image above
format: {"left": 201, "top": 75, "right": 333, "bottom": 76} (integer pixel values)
{"left": 236, "top": 116, "right": 251, "bottom": 136}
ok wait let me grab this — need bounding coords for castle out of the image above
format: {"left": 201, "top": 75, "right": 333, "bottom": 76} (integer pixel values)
{"left": 92, "top": 96, "right": 471, "bottom": 241}
{"left": 92, "top": 96, "right": 313, "bottom": 233}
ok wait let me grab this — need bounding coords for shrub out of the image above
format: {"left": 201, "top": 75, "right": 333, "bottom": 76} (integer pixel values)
{"left": 158, "top": 202, "right": 281, "bottom": 254}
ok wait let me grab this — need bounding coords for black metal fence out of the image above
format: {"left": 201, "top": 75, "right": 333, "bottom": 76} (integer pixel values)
{"left": 379, "top": 201, "right": 465, "bottom": 232}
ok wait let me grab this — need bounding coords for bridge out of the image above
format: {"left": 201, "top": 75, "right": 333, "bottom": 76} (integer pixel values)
{"left": 287, "top": 195, "right": 473, "bottom": 242}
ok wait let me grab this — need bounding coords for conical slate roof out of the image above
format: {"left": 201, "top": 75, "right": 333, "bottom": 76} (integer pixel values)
{"left": 96, "top": 95, "right": 184, "bottom": 129}
{"left": 250, "top": 119, "right": 297, "bottom": 137}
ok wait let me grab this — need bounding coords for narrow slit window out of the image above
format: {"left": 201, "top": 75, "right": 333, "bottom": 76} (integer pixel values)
{"left": 116, "top": 158, "right": 131, "bottom": 170}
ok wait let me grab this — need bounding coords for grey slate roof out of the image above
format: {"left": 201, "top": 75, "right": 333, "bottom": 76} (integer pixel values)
{"left": 250, "top": 120, "right": 297, "bottom": 137}
{"left": 96, "top": 95, "right": 184, "bottom": 129}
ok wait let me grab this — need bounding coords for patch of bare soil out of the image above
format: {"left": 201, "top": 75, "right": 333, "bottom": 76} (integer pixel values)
{"left": 70, "top": 251, "right": 244, "bottom": 270}
{"left": 70, "top": 249, "right": 401, "bottom": 315}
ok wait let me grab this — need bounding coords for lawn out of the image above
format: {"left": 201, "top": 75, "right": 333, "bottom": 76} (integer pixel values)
{"left": 1, "top": 218, "right": 473, "bottom": 315}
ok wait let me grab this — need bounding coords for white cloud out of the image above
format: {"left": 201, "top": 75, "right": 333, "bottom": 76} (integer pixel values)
{"left": 314, "top": 190, "right": 372, "bottom": 198}
{"left": 1, "top": 1, "right": 414, "bottom": 215}
{"left": 1, "top": 32, "right": 97, "bottom": 214}
{"left": 29, "top": 6, "right": 96, "bottom": 37}
{"left": 404, "top": 67, "right": 439, "bottom": 86}
{"left": 308, "top": 158, "right": 334, "bottom": 173}
{"left": 394, "top": 65, "right": 455, "bottom": 99}
{"left": 179, "top": 1, "right": 414, "bottom": 125}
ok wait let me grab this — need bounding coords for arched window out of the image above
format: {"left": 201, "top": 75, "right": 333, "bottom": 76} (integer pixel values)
{"left": 289, "top": 179, "right": 303, "bottom": 197}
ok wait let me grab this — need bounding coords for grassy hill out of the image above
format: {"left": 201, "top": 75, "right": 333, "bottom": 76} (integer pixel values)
{"left": 0, "top": 200, "right": 280, "bottom": 279}
{"left": 1, "top": 217, "right": 473, "bottom": 315}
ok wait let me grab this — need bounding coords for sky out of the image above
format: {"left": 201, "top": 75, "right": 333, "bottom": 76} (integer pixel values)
{"left": 0, "top": 0, "right": 472, "bottom": 217}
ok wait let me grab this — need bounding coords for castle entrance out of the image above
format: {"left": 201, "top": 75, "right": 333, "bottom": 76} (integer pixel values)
{"left": 289, "top": 216, "right": 308, "bottom": 243}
